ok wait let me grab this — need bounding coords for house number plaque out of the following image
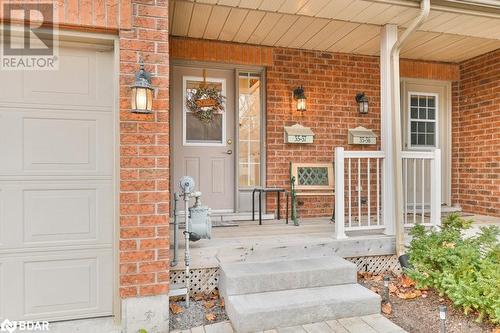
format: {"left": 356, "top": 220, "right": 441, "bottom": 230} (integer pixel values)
{"left": 284, "top": 124, "right": 315, "bottom": 144}
{"left": 348, "top": 126, "right": 377, "bottom": 145}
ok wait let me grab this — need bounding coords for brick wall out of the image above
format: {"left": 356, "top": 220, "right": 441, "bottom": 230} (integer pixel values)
{"left": 0, "top": 0, "right": 132, "bottom": 31}
{"left": 118, "top": 0, "right": 170, "bottom": 298}
{"left": 266, "top": 48, "right": 381, "bottom": 217}
{"left": 453, "top": 49, "right": 500, "bottom": 217}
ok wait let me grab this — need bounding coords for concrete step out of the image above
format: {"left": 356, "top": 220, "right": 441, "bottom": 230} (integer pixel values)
{"left": 225, "top": 284, "right": 381, "bottom": 332}
{"left": 219, "top": 256, "right": 356, "bottom": 297}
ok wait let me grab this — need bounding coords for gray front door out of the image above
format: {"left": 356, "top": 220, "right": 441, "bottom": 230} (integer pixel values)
{"left": 172, "top": 66, "right": 235, "bottom": 211}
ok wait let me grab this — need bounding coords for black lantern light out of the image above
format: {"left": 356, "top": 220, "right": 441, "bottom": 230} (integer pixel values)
{"left": 131, "top": 61, "right": 154, "bottom": 114}
{"left": 293, "top": 86, "right": 307, "bottom": 112}
{"left": 355, "top": 92, "right": 369, "bottom": 114}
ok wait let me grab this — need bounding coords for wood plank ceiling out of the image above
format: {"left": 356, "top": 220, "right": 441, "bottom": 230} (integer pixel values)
{"left": 169, "top": 0, "right": 500, "bottom": 62}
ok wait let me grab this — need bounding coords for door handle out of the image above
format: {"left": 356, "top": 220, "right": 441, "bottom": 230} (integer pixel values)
{"left": 225, "top": 149, "right": 233, "bottom": 155}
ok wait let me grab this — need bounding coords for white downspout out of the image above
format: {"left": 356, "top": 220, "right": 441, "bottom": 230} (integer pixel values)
{"left": 391, "top": 0, "right": 430, "bottom": 258}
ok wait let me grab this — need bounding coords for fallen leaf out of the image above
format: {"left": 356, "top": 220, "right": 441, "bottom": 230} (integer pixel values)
{"left": 382, "top": 302, "right": 392, "bottom": 315}
{"left": 220, "top": 298, "right": 225, "bottom": 308}
{"left": 389, "top": 284, "right": 398, "bottom": 293}
{"left": 205, "top": 313, "right": 216, "bottom": 322}
{"left": 193, "top": 293, "right": 204, "bottom": 301}
{"left": 371, "top": 275, "right": 383, "bottom": 282}
{"left": 414, "top": 290, "right": 422, "bottom": 297}
{"left": 442, "top": 241, "right": 455, "bottom": 249}
{"left": 203, "top": 300, "right": 215, "bottom": 309}
{"left": 396, "top": 291, "right": 416, "bottom": 300}
{"left": 400, "top": 275, "right": 416, "bottom": 288}
{"left": 169, "top": 303, "right": 183, "bottom": 315}
{"left": 492, "top": 328, "right": 500, "bottom": 333}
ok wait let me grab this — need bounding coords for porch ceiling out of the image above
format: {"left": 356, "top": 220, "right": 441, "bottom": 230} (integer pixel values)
{"left": 169, "top": 0, "right": 500, "bottom": 62}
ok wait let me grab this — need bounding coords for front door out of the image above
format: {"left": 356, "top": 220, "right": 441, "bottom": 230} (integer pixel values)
{"left": 172, "top": 66, "right": 235, "bottom": 211}
{"left": 401, "top": 79, "right": 452, "bottom": 206}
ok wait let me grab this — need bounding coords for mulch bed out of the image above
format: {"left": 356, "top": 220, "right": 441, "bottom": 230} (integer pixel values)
{"left": 358, "top": 272, "right": 499, "bottom": 333}
{"left": 169, "top": 290, "right": 228, "bottom": 330}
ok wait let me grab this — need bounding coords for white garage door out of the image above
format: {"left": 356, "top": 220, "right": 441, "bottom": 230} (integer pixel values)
{"left": 0, "top": 42, "right": 115, "bottom": 322}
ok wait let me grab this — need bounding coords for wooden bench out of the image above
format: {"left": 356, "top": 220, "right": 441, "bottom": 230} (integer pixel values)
{"left": 289, "top": 162, "right": 335, "bottom": 225}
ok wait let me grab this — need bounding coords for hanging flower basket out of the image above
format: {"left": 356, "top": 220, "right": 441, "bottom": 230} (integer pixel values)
{"left": 186, "top": 86, "right": 226, "bottom": 123}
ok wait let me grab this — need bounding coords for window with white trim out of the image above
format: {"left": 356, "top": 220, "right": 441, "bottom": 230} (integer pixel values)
{"left": 409, "top": 93, "right": 437, "bottom": 148}
{"left": 238, "top": 72, "right": 261, "bottom": 187}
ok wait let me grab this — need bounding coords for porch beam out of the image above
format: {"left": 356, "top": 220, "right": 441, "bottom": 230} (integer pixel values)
{"left": 380, "top": 24, "right": 398, "bottom": 236}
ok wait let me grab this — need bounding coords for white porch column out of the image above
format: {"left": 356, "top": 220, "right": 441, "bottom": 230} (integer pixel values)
{"left": 334, "top": 147, "right": 347, "bottom": 239}
{"left": 380, "top": 25, "right": 398, "bottom": 235}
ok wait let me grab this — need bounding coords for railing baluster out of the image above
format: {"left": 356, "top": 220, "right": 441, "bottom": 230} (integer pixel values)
{"left": 413, "top": 158, "right": 417, "bottom": 225}
{"left": 421, "top": 158, "right": 425, "bottom": 224}
{"left": 376, "top": 158, "right": 380, "bottom": 226}
{"left": 348, "top": 158, "right": 352, "bottom": 228}
{"left": 358, "top": 158, "right": 361, "bottom": 227}
{"left": 367, "top": 158, "right": 371, "bottom": 226}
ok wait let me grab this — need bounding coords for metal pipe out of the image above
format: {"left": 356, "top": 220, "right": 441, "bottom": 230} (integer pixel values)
{"left": 170, "top": 193, "right": 180, "bottom": 267}
{"left": 391, "top": 0, "right": 430, "bottom": 259}
{"left": 183, "top": 191, "right": 191, "bottom": 307}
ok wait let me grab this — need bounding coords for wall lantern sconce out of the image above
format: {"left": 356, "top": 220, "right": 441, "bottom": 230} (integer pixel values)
{"left": 355, "top": 92, "right": 369, "bottom": 114}
{"left": 293, "top": 86, "right": 307, "bottom": 112}
{"left": 131, "top": 61, "right": 154, "bottom": 114}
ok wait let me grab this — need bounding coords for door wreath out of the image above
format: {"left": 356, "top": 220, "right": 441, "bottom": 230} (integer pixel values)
{"left": 186, "top": 85, "right": 226, "bottom": 123}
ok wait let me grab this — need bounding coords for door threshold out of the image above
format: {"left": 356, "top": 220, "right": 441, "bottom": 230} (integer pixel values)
{"left": 211, "top": 211, "right": 275, "bottom": 222}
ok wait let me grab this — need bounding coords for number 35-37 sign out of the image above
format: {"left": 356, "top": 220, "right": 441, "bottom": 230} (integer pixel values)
{"left": 284, "top": 124, "right": 315, "bottom": 144}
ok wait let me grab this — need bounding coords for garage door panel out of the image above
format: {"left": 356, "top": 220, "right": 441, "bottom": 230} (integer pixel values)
{"left": 24, "top": 188, "right": 97, "bottom": 243}
{"left": 0, "top": 109, "right": 113, "bottom": 175}
{"left": 0, "top": 249, "right": 113, "bottom": 321}
{"left": 0, "top": 181, "right": 113, "bottom": 247}
{"left": 0, "top": 189, "right": 4, "bottom": 248}
{"left": 24, "top": 118, "right": 97, "bottom": 170}
{"left": 0, "top": 47, "right": 113, "bottom": 108}
{"left": 24, "top": 258, "right": 99, "bottom": 316}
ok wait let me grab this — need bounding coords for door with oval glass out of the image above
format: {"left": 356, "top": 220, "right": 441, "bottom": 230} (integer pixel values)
{"left": 172, "top": 66, "right": 235, "bottom": 210}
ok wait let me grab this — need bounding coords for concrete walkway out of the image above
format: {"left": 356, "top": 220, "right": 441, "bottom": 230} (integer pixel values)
{"left": 171, "top": 314, "right": 407, "bottom": 333}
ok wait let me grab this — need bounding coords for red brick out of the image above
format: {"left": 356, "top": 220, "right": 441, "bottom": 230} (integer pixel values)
{"left": 140, "top": 238, "right": 169, "bottom": 249}
{"left": 139, "top": 261, "right": 168, "bottom": 272}
{"left": 139, "top": 284, "right": 168, "bottom": 296}
{"left": 121, "top": 226, "right": 155, "bottom": 238}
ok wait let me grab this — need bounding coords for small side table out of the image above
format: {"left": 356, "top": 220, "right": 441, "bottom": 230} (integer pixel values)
{"left": 252, "top": 187, "right": 286, "bottom": 225}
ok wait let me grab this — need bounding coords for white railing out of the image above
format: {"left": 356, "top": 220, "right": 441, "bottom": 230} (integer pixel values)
{"left": 402, "top": 149, "right": 441, "bottom": 228}
{"left": 334, "top": 148, "right": 386, "bottom": 239}
{"left": 334, "top": 147, "right": 441, "bottom": 239}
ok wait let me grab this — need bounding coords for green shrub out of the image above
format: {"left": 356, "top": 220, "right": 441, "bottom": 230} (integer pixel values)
{"left": 406, "top": 213, "right": 500, "bottom": 324}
